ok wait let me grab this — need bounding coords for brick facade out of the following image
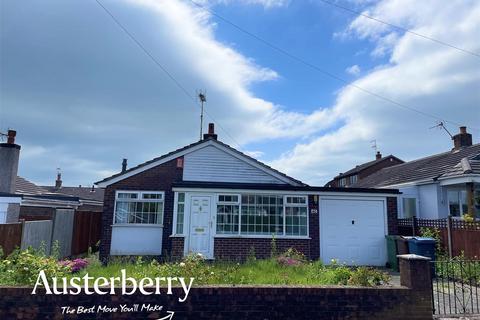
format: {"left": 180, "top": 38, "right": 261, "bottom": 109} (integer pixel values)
{"left": 387, "top": 197, "right": 399, "bottom": 235}
{"left": 99, "top": 158, "right": 183, "bottom": 262}
{"left": 308, "top": 195, "right": 320, "bottom": 260}
{"left": 0, "top": 256, "right": 433, "bottom": 319}
{"left": 170, "top": 236, "right": 185, "bottom": 260}
{"left": 214, "top": 237, "right": 310, "bottom": 261}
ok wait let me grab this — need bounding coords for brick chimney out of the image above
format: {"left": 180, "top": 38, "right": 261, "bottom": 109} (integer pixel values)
{"left": 121, "top": 158, "right": 128, "bottom": 173}
{"left": 0, "top": 130, "right": 21, "bottom": 194}
{"left": 55, "top": 170, "right": 62, "bottom": 190}
{"left": 203, "top": 123, "right": 218, "bottom": 140}
{"left": 376, "top": 151, "right": 382, "bottom": 160}
{"left": 452, "top": 126, "right": 472, "bottom": 150}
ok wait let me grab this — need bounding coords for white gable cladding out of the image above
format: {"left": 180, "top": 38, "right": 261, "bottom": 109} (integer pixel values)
{"left": 183, "top": 145, "right": 286, "bottom": 184}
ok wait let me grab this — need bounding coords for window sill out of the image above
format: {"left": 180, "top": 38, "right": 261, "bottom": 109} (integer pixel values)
{"left": 214, "top": 234, "right": 311, "bottom": 240}
{"left": 111, "top": 224, "right": 164, "bottom": 228}
{"left": 170, "top": 234, "right": 185, "bottom": 238}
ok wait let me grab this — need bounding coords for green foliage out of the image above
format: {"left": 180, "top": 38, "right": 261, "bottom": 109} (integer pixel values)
{"left": 0, "top": 247, "right": 70, "bottom": 285}
{"left": 347, "top": 267, "right": 390, "bottom": 287}
{"left": 419, "top": 227, "right": 445, "bottom": 257}
{"left": 270, "top": 234, "right": 277, "bottom": 257}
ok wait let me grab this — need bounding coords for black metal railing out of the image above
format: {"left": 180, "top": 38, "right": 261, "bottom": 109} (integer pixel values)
{"left": 432, "top": 260, "right": 480, "bottom": 315}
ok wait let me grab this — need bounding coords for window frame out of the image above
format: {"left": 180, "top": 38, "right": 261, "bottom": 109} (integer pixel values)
{"left": 113, "top": 190, "right": 165, "bottom": 226}
{"left": 216, "top": 194, "right": 241, "bottom": 235}
{"left": 213, "top": 193, "right": 309, "bottom": 238}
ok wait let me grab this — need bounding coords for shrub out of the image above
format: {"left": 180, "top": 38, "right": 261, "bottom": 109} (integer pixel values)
{"left": 0, "top": 248, "right": 70, "bottom": 285}
{"left": 59, "top": 258, "right": 90, "bottom": 273}
{"left": 347, "top": 267, "right": 390, "bottom": 287}
{"left": 276, "top": 248, "right": 306, "bottom": 267}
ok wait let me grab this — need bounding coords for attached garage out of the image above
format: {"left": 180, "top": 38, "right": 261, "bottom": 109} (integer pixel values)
{"left": 320, "top": 197, "right": 387, "bottom": 266}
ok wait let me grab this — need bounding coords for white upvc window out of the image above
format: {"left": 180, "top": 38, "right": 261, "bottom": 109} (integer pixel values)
{"left": 214, "top": 193, "right": 309, "bottom": 237}
{"left": 114, "top": 191, "right": 164, "bottom": 225}
{"left": 402, "top": 197, "right": 417, "bottom": 218}
{"left": 175, "top": 192, "right": 186, "bottom": 234}
{"left": 284, "top": 195, "right": 308, "bottom": 236}
{"left": 216, "top": 194, "right": 240, "bottom": 235}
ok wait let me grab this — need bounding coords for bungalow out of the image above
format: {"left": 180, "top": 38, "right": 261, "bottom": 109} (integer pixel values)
{"left": 353, "top": 127, "right": 480, "bottom": 220}
{"left": 96, "top": 124, "right": 400, "bottom": 266}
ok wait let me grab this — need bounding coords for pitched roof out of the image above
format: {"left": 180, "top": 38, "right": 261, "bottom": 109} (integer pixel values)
{"left": 95, "top": 138, "right": 305, "bottom": 186}
{"left": 42, "top": 186, "right": 104, "bottom": 202}
{"left": 353, "top": 143, "right": 480, "bottom": 188}
{"left": 15, "top": 176, "right": 51, "bottom": 195}
{"left": 334, "top": 155, "right": 404, "bottom": 179}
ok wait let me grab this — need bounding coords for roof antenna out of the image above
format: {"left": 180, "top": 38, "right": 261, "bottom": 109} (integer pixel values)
{"left": 197, "top": 90, "right": 207, "bottom": 140}
{"left": 430, "top": 121, "right": 453, "bottom": 138}
{"left": 370, "top": 139, "right": 377, "bottom": 154}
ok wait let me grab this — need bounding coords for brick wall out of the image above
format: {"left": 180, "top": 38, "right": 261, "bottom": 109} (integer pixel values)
{"left": 387, "top": 197, "right": 399, "bottom": 235}
{"left": 214, "top": 237, "right": 310, "bottom": 261}
{"left": 308, "top": 195, "right": 319, "bottom": 260}
{"left": 99, "top": 158, "right": 183, "bottom": 262}
{"left": 171, "top": 236, "right": 184, "bottom": 260}
{"left": 0, "top": 254, "right": 433, "bottom": 320}
{"left": 0, "top": 286, "right": 432, "bottom": 320}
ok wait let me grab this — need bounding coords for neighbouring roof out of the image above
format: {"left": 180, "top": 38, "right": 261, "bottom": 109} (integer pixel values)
{"left": 15, "top": 176, "right": 80, "bottom": 203}
{"left": 353, "top": 143, "right": 480, "bottom": 188}
{"left": 42, "top": 186, "right": 104, "bottom": 203}
{"left": 15, "top": 176, "right": 51, "bottom": 195}
{"left": 172, "top": 181, "right": 401, "bottom": 194}
{"left": 334, "top": 155, "right": 404, "bottom": 179}
{"left": 96, "top": 138, "right": 305, "bottom": 187}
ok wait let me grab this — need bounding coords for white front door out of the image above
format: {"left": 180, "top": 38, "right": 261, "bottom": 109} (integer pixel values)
{"left": 320, "top": 198, "right": 387, "bottom": 266}
{"left": 188, "top": 196, "right": 213, "bottom": 258}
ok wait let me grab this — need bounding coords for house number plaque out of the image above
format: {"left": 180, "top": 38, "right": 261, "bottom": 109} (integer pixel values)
{"left": 310, "top": 209, "right": 318, "bottom": 214}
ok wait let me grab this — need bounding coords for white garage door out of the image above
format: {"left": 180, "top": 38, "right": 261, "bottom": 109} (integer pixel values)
{"left": 320, "top": 198, "right": 387, "bottom": 266}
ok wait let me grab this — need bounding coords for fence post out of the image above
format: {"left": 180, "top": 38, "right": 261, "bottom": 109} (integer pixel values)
{"left": 412, "top": 216, "right": 417, "bottom": 236}
{"left": 447, "top": 215, "right": 453, "bottom": 258}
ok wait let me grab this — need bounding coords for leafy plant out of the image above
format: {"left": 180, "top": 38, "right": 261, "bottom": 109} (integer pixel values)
{"left": 347, "top": 267, "right": 390, "bottom": 287}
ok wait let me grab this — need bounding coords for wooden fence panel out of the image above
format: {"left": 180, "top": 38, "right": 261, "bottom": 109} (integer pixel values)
{"left": 0, "top": 223, "right": 22, "bottom": 256}
{"left": 397, "top": 217, "right": 480, "bottom": 258}
{"left": 71, "top": 211, "right": 102, "bottom": 256}
{"left": 21, "top": 220, "right": 53, "bottom": 254}
{"left": 52, "top": 209, "right": 74, "bottom": 258}
{"left": 451, "top": 229, "right": 480, "bottom": 258}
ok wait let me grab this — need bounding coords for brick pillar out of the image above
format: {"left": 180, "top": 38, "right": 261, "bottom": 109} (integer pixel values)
{"left": 387, "top": 197, "right": 398, "bottom": 235}
{"left": 398, "top": 254, "right": 432, "bottom": 290}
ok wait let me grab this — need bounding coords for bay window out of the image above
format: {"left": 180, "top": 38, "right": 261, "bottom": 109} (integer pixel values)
{"left": 114, "top": 191, "right": 164, "bottom": 225}
{"left": 448, "top": 189, "right": 467, "bottom": 217}
{"left": 215, "top": 193, "right": 308, "bottom": 237}
{"left": 216, "top": 195, "right": 240, "bottom": 234}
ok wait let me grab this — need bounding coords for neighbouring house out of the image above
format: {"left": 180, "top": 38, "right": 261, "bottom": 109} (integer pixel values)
{"left": 0, "top": 129, "right": 102, "bottom": 257}
{"left": 96, "top": 123, "right": 400, "bottom": 266}
{"left": 42, "top": 173, "right": 104, "bottom": 212}
{"left": 353, "top": 126, "right": 480, "bottom": 220}
{"left": 325, "top": 152, "right": 404, "bottom": 188}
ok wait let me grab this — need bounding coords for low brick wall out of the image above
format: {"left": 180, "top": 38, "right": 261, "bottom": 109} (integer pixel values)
{"left": 214, "top": 237, "right": 311, "bottom": 261}
{"left": 0, "top": 285, "right": 432, "bottom": 320}
{"left": 0, "top": 255, "right": 433, "bottom": 320}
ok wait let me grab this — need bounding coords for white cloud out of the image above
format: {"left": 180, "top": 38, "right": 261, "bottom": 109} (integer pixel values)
{"left": 345, "top": 64, "right": 361, "bottom": 76}
{"left": 270, "top": 0, "right": 480, "bottom": 184}
{"left": 210, "top": 0, "right": 290, "bottom": 8}
{"left": 2, "top": 0, "right": 479, "bottom": 187}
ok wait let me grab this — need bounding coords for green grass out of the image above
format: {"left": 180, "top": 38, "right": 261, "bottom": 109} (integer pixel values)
{"left": 66, "top": 256, "right": 388, "bottom": 287}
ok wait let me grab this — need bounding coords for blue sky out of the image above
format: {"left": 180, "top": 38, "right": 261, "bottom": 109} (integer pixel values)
{"left": 1, "top": 0, "right": 479, "bottom": 186}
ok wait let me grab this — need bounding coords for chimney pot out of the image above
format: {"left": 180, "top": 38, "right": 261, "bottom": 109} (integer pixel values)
{"left": 203, "top": 123, "right": 218, "bottom": 140}
{"left": 7, "top": 130, "right": 16, "bottom": 144}
{"left": 452, "top": 126, "right": 472, "bottom": 150}
{"left": 55, "top": 171, "right": 62, "bottom": 190}
{"left": 0, "top": 128, "right": 20, "bottom": 193}
{"left": 376, "top": 151, "right": 382, "bottom": 160}
{"left": 121, "top": 158, "right": 128, "bottom": 173}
